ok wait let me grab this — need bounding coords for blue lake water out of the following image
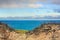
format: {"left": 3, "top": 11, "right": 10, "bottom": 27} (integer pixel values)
{"left": 0, "top": 20, "right": 60, "bottom": 30}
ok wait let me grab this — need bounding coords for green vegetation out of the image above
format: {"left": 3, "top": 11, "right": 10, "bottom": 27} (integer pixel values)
{"left": 15, "top": 30, "right": 28, "bottom": 34}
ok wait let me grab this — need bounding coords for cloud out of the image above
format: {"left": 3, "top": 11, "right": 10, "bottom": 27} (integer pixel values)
{"left": 0, "top": 0, "right": 46, "bottom": 8}
{"left": 0, "top": 0, "right": 59, "bottom": 8}
{"left": 0, "top": 13, "right": 60, "bottom": 20}
{"left": 0, "top": 3, "right": 44, "bottom": 8}
{"left": 0, "top": 4, "right": 26, "bottom": 8}
{"left": 0, "top": 0, "right": 59, "bottom": 4}
{"left": 52, "top": 0, "right": 60, "bottom": 4}
{"left": 54, "top": 9, "right": 60, "bottom": 13}
{"left": 28, "top": 4, "right": 43, "bottom": 8}
{"left": 37, "top": 13, "right": 60, "bottom": 17}
{"left": 0, "top": 0, "right": 47, "bottom": 4}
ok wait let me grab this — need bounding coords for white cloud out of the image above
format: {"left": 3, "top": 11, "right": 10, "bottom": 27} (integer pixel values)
{"left": 37, "top": 13, "right": 60, "bottom": 17}
{"left": 0, "top": 3, "right": 44, "bottom": 8}
{"left": 28, "top": 4, "right": 43, "bottom": 8}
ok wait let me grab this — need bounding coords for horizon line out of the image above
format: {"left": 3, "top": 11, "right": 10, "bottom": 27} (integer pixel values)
{"left": 0, "top": 19, "right": 60, "bottom": 20}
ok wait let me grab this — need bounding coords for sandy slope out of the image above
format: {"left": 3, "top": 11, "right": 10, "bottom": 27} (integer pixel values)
{"left": 0, "top": 22, "right": 60, "bottom": 40}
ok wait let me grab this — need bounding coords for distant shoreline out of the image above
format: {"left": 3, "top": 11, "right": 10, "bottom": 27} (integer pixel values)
{"left": 0, "top": 19, "right": 60, "bottom": 20}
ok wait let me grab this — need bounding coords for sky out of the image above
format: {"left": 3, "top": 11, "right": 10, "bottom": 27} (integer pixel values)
{"left": 0, "top": 0, "right": 60, "bottom": 18}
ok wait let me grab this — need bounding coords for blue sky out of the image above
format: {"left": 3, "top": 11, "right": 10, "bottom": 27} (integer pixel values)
{"left": 0, "top": 0, "right": 60, "bottom": 18}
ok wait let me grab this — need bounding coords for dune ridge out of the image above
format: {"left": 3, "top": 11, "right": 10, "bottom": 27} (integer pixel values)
{"left": 0, "top": 22, "right": 60, "bottom": 40}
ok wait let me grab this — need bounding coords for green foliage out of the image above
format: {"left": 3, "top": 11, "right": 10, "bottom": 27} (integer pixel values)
{"left": 15, "top": 30, "right": 28, "bottom": 34}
